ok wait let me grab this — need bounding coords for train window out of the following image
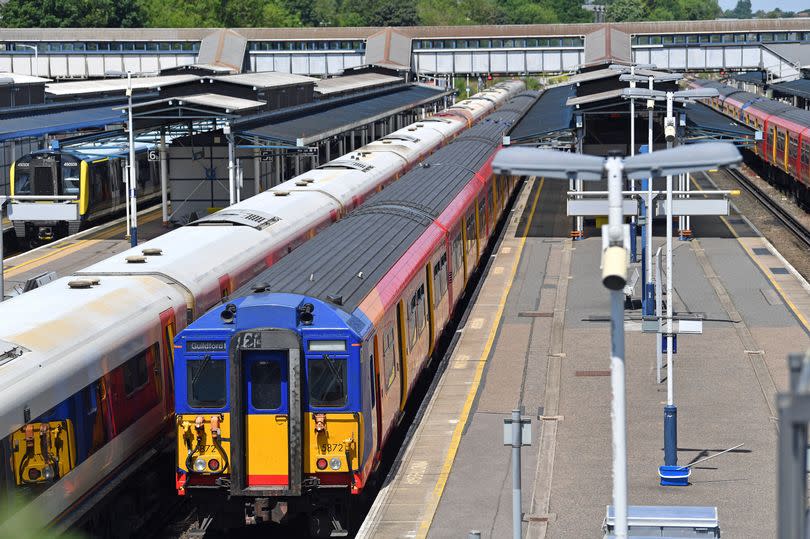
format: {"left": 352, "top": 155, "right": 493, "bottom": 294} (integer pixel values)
{"left": 308, "top": 357, "right": 347, "bottom": 407}
{"left": 789, "top": 137, "right": 799, "bottom": 160}
{"left": 187, "top": 357, "right": 226, "bottom": 408}
{"left": 250, "top": 361, "right": 282, "bottom": 410}
{"left": 383, "top": 326, "right": 396, "bottom": 389}
{"left": 802, "top": 143, "right": 810, "bottom": 166}
{"left": 13, "top": 169, "right": 31, "bottom": 194}
{"left": 777, "top": 132, "right": 785, "bottom": 153}
{"left": 433, "top": 253, "right": 448, "bottom": 306}
{"left": 123, "top": 345, "right": 155, "bottom": 397}
{"left": 465, "top": 212, "right": 476, "bottom": 251}
{"left": 61, "top": 161, "right": 80, "bottom": 195}
{"left": 452, "top": 233, "right": 463, "bottom": 283}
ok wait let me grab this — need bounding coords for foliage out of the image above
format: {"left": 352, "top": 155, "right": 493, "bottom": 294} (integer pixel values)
{"left": 0, "top": 0, "right": 731, "bottom": 28}
{"left": 606, "top": 0, "right": 648, "bottom": 22}
{"left": 0, "top": 0, "right": 147, "bottom": 27}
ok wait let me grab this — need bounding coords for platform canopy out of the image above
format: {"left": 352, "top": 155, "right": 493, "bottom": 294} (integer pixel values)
{"left": 240, "top": 85, "right": 448, "bottom": 146}
{"left": 509, "top": 84, "right": 574, "bottom": 145}
{"left": 0, "top": 103, "right": 123, "bottom": 141}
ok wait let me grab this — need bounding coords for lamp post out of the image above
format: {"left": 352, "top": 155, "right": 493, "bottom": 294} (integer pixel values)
{"left": 104, "top": 69, "right": 139, "bottom": 244}
{"left": 623, "top": 86, "right": 722, "bottom": 472}
{"left": 126, "top": 71, "right": 138, "bottom": 247}
{"left": 0, "top": 196, "right": 6, "bottom": 302}
{"left": 492, "top": 141, "right": 742, "bottom": 538}
{"left": 619, "top": 71, "right": 683, "bottom": 318}
{"left": 17, "top": 44, "right": 38, "bottom": 77}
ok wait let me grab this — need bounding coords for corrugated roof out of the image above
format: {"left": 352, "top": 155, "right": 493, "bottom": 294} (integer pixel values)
{"left": 232, "top": 92, "right": 537, "bottom": 311}
{"left": 46, "top": 74, "right": 198, "bottom": 96}
{"left": 0, "top": 104, "right": 122, "bottom": 141}
{"left": 770, "top": 79, "right": 810, "bottom": 100}
{"left": 315, "top": 73, "right": 403, "bottom": 95}
{"left": 730, "top": 71, "right": 766, "bottom": 84}
{"left": 683, "top": 101, "right": 756, "bottom": 138}
{"left": 510, "top": 85, "right": 574, "bottom": 141}
{"left": 550, "top": 68, "right": 617, "bottom": 87}
{"left": 242, "top": 85, "right": 447, "bottom": 145}
{"left": 211, "top": 71, "right": 316, "bottom": 89}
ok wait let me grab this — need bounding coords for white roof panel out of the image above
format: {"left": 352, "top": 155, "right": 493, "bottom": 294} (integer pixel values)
{"left": 45, "top": 74, "right": 199, "bottom": 96}
{"left": 0, "top": 72, "right": 50, "bottom": 84}
{"left": 211, "top": 71, "right": 316, "bottom": 89}
{"left": 315, "top": 73, "right": 402, "bottom": 95}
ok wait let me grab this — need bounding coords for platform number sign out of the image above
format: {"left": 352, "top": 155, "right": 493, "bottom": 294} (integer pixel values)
{"left": 147, "top": 149, "right": 159, "bottom": 162}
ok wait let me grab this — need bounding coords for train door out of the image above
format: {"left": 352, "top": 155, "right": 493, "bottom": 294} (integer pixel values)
{"left": 425, "top": 264, "right": 435, "bottom": 353}
{"left": 229, "top": 330, "right": 302, "bottom": 496}
{"left": 160, "top": 308, "right": 177, "bottom": 415}
{"left": 368, "top": 334, "right": 382, "bottom": 462}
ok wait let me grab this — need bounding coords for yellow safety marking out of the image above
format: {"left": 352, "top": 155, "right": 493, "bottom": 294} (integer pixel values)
{"left": 3, "top": 208, "right": 163, "bottom": 278}
{"left": 3, "top": 240, "right": 102, "bottom": 278}
{"left": 694, "top": 173, "right": 810, "bottom": 334}
{"left": 416, "top": 177, "right": 545, "bottom": 538}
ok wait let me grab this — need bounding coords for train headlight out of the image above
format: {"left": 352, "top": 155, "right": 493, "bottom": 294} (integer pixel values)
{"left": 43, "top": 466, "right": 54, "bottom": 481}
{"left": 193, "top": 458, "right": 206, "bottom": 473}
{"left": 329, "top": 457, "right": 342, "bottom": 471}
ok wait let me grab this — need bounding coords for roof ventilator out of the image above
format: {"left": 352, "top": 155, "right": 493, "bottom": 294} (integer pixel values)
{"left": 327, "top": 294, "right": 343, "bottom": 306}
{"left": 68, "top": 279, "right": 94, "bottom": 289}
{"left": 126, "top": 255, "right": 147, "bottom": 264}
{"left": 0, "top": 340, "right": 29, "bottom": 367}
{"left": 252, "top": 282, "right": 270, "bottom": 293}
{"left": 142, "top": 248, "right": 162, "bottom": 256}
{"left": 191, "top": 209, "right": 280, "bottom": 230}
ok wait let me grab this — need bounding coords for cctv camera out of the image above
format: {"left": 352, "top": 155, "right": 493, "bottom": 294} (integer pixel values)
{"left": 602, "top": 245, "right": 628, "bottom": 291}
{"left": 664, "top": 117, "right": 676, "bottom": 143}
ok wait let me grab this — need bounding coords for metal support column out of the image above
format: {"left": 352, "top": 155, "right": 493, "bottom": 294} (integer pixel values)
{"left": 253, "top": 136, "right": 261, "bottom": 194}
{"left": 226, "top": 124, "right": 235, "bottom": 206}
{"left": 159, "top": 129, "right": 169, "bottom": 226}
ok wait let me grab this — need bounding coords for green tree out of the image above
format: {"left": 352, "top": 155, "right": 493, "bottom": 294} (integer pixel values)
{"left": 606, "top": 0, "right": 648, "bottom": 21}
{"left": 678, "top": 0, "right": 721, "bottom": 20}
{"left": 549, "top": 0, "right": 591, "bottom": 22}
{"left": 731, "top": 0, "right": 752, "bottom": 18}
{"left": 368, "top": 0, "right": 419, "bottom": 26}
{"left": 0, "top": 0, "right": 147, "bottom": 27}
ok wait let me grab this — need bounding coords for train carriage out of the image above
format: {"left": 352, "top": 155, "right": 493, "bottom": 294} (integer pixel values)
{"left": 171, "top": 91, "right": 538, "bottom": 537}
{"left": 691, "top": 78, "right": 810, "bottom": 205}
{"left": 0, "top": 81, "right": 526, "bottom": 537}
{"left": 9, "top": 141, "right": 161, "bottom": 246}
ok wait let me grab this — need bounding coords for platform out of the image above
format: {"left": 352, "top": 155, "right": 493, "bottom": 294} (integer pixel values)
{"left": 359, "top": 176, "right": 809, "bottom": 538}
{"left": 1, "top": 206, "right": 168, "bottom": 297}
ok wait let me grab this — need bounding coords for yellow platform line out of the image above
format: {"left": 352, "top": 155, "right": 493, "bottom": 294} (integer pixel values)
{"left": 693, "top": 173, "right": 810, "bottom": 334}
{"left": 3, "top": 240, "right": 101, "bottom": 278}
{"left": 416, "top": 177, "right": 545, "bottom": 538}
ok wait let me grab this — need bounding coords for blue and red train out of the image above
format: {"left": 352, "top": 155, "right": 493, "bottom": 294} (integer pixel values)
{"left": 171, "top": 90, "right": 538, "bottom": 536}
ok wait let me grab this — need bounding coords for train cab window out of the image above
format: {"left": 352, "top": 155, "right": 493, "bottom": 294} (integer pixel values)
{"left": 61, "top": 160, "right": 80, "bottom": 195}
{"left": 187, "top": 357, "right": 226, "bottom": 408}
{"left": 13, "top": 169, "right": 31, "bottom": 194}
{"left": 308, "top": 356, "right": 347, "bottom": 407}
{"left": 250, "top": 361, "right": 282, "bottom": 410}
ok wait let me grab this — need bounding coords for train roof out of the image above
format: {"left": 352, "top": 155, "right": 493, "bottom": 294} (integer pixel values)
{"left": 696, "top": 78, "right": 810, "bottom": 128}
{"left": 232, "top": 91, "right": 538, "bottom": 312}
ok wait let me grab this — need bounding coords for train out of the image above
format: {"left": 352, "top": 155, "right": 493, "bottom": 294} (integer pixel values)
{"left": 8, "top": 140, "right": 162, "bottom": 246}
{"left": 170, "top": 90, "right": 538, "bottom": 537}
{"left": 690, "top": 78, "right": 810, "bottom": 208}
{"left": 0, "top": 80, "right": 526, "bottom": 537}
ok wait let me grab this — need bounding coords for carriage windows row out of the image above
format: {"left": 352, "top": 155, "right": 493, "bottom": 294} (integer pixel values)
{"left": 0, "top": 343, "right": 161, "bottom": 497}
{"left": 413, "top": 37, "right": 584, "bottom": 50}
{"left": 633, "top": 32, "right": 809, "bottom": 46}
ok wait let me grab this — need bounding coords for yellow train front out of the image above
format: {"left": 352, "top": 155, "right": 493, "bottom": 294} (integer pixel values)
{"left": 174, "top": 296, "right": 370, "bottom": 537}
{"left": 8, "top": 140, "right": 160, "bottom": 246}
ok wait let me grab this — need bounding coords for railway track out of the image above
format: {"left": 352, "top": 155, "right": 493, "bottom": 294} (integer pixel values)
{"left": 725, "top": 166, "right": 810, "bottom": 250}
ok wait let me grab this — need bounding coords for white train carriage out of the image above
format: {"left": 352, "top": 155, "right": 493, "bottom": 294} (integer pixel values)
{"left": 0, "top": 80, "right": 526, "bottom": 536}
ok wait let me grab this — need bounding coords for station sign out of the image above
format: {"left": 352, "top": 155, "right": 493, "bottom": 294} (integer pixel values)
{"left": 148, "top": 149, "right": 159, "bottom": 162}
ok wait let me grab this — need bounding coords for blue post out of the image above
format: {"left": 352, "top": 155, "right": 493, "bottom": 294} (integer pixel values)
{"left": 664, "top": 404, "right": 678, "bottom": 465}
{"left": 630, "top": 221, "right": 637, "bottom": 262}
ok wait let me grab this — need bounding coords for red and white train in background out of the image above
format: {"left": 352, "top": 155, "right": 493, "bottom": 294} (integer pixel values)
{"left": 0, "top": 80, "right": 526, "bottom": 537}
{"left": 691, "top": 78, "right": 810, "bottom": 208}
